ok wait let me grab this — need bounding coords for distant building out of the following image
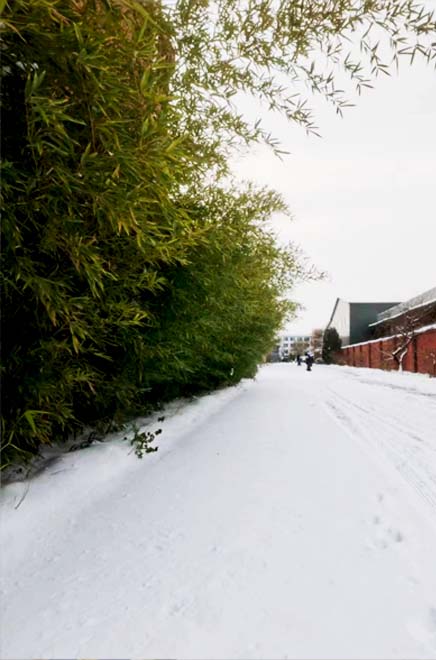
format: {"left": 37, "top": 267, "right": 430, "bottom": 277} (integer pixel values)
{"left": 325, "top": 299, "right": 399, "bottom": 346}
{"left": 278, "top": 334, "right": 311, "bottom": 359}
{"left": 327, "top": 287, "right": 436, "bottom": 375}
{"left": 369, "top": 286, "right": 436, "bottom": 339}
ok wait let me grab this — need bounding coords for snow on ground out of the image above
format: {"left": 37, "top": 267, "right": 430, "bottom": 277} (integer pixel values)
{"left": 1, "top": 364, "right": 436, "bottom": 659}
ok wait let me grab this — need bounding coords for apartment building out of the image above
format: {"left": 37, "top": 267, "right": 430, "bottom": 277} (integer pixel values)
{"left": 278, "top": 334, "right": 311, "bottom": 359}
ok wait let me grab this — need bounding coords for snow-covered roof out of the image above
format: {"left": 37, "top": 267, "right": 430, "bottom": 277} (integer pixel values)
{"left": 342, "top": 322, "right": 436, "bottom": 349}
{"left": 369, "top": 286, "right": 436, "bottom": 327}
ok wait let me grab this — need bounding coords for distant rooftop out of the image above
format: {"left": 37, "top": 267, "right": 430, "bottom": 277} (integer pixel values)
{"left": 371, "top": 286, "right": 436, "bottom": 326}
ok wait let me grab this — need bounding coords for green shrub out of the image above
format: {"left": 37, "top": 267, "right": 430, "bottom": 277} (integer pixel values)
{"left": 322, "top": 328, "right": 342, "bottom": 365}
{"left": 0, "top": 0, "right": 200, "bottom": 466}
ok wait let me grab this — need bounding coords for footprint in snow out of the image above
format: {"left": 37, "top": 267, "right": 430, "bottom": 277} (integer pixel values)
{"left": 367, "top": 518, "right": 404, "bottom": 550}
{"left": 407, "top": 609, "right": 436, "bottom": 645}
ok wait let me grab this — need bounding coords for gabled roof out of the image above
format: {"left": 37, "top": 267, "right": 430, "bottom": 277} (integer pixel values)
{"left": 326, "top": 297, "right": 342, "bottom": 329}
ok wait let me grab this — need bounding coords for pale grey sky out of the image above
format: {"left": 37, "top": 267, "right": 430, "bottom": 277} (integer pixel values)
{"left": 231, "top": 56, "right": 436, "bottom": 334}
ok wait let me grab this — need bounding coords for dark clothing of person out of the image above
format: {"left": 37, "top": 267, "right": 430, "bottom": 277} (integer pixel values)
{"left": 296, "top": 355, "right": 302, "bottom": 366}
{"left": 305, "top": 354, "right": 314, "bottom": 371}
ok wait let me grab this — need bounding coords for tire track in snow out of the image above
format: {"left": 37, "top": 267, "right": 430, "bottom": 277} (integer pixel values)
{"left": 354, "top": 377, "right": 436, "bottom": 401}
{"left": 326, "top": 388, "right": 435, "bottom": 461}
{"left": 323, "top": 384, "right": 436, "bottom": 517}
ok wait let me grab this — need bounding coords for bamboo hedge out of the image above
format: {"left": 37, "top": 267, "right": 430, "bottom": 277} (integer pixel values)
{"left": 0, "top": 1, "right": 297, "bottom": 467}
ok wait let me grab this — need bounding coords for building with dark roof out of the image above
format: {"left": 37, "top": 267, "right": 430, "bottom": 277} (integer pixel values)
{"left": 329, "top": 286, "right": 436, "bottom": 375}
{"left": 325, "top": 299, "right": 399, "bottom": 346}
{"left": 369, "top": 286, "right": 436, "bottom": 338}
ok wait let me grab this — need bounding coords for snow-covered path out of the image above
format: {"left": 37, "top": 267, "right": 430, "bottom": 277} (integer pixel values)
{"left": 1, "top": 364, "right": 436, "bottom": 659}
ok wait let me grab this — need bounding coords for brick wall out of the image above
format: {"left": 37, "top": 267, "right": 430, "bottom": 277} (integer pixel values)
{"left": 340, "top": 328, "right": 436, "bottom": 376}
{"left": 417, "top": 331, "right": 436, "bottom": 376}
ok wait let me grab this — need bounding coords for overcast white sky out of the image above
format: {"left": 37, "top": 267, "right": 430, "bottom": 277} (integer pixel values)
{"left": 231, "top": 47, "right": 436, "bottom": 335}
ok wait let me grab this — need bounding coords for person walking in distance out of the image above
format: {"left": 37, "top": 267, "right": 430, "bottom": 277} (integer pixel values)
{"left": 305, "top": 352, "right": 314, "bottom": 372}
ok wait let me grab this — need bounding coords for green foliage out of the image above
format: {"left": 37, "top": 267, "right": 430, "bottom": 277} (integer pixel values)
{"left": 137, "top": 184, "right": 307, "bottom": 395}
{"left": 0, "top": 0, "right": 302, "bottom": 468}
{"left": 125, "top": 423, "right": 162, "bottom": 458}
{"left": 322, "top": 328, "right": 342, "bottom": 364}
{"left": 169, "top": 0, "right": 436, "bottom": 168}
{"left": 1, "top": 0, "right": 200, "bottom": 466}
